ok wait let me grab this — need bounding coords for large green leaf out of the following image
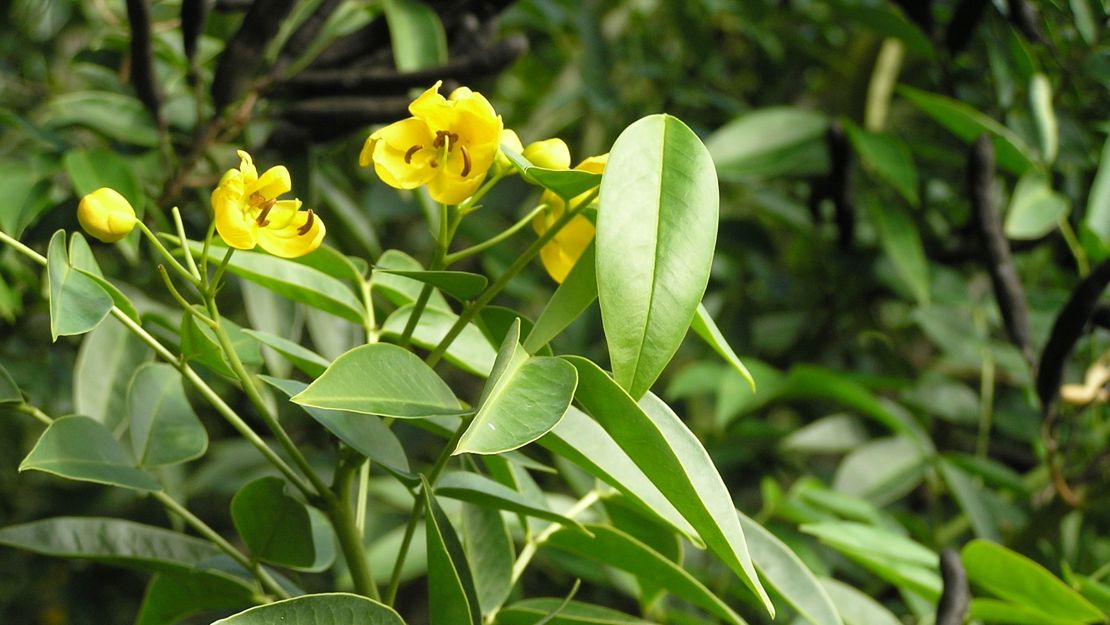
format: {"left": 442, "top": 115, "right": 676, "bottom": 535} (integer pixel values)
{"left": 0, "top": 517, "right": 221, "bottom": 573}
{"left": 47, "top": 229, "right": 112, "bottom": 340}
{"left": 128, "top": 363, "right": 207, "bottom": 467}
{"left": 961, "top": 540, "right": 1104, "bottom": 624}
{"left": 210, "top": 593, "right": 407, "bottom": 625}
{"left": 293, "top": 343, "right": 464, "bottom": 418}
{"left": 523, "top": 242, "right": 598, "bottom": 354}
{"left": 136, "top": 571, "right": 257, "bottom": 625}
{"left": 73, "top": 315, "right": 151, "bottom": 432}
{"left": 425, "top": 480, "right": 481, "bottom": 625}
{"left": 68, "top": 233, "right": 139, "bottom": 321}
{"left": 456, "top": 321, "right": 577, "bottom": 454}
{"left": 543, "top": 524, "right": 746, "bottom": 625}
{"left": 706, "top": 107, "right": 829, "bottom": 179}
{"left": 263, "top": 376, "right": 410, "bottom": 477}
{"left": 231, "top": 476, "right": 330, "bottom": 571}
{"left": 383, "top": 0, "right": 447, "bottom": 71}
{"left": 819, "top": 577, "right": 902, "bottom": 625}
{"left": 844, "top": 123, "right": 919, "bottom": 205}
{"left": 899, "top": 86, "right": 1037, "bottom": 175}
{"left": 564, "top": 357, "right": 772, "bottom": 614}
{"left": 738, "top": 512, "right": 842, "bottom": 625}
{"left": 381, "top": 305, "right": 497, "bottom": 376}
{"left": 597, "top": 114, "right": 719, "bottom": 399}
{"left": 436, "top": 472, "right": 587, "bottom": 532}
{"left": 461, "top": 502, "right": 513, "bottom": 616}
{"left": 802, "top": 522, "right": 940, "bottom": 599}
{"left": 20, "top": 416, "right": 160, "bottom": 491}
{"left": 496, "top": 599, "right": 657, "bottom": 625}
{"left": 691, "top": 304, "right": 756, "bottom": 391}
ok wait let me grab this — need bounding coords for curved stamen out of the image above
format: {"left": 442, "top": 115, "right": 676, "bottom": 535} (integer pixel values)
{"left": 297, "top": 210, "right": 315, "bottom": 236}
{"left": 404, "top": 145, "right": 423, "bottom": 164}
{"left": 255, "top": 199, "right": 276, "bottom": 227}
{"left": 460, "top": 145, "right": 472, "bottom": 177}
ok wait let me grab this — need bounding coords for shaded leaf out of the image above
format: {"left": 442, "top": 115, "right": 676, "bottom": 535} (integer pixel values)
{"left": 211, "top": 593, "right": 406, "bottom": 625}
{"left": 20, "top": 416, "right": 160, "bottom": 491}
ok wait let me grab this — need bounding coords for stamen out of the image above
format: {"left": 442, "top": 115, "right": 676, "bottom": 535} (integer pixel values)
{"left": 404, "top": 145, "right": 423, "bottom": 164}
{"left": 430, "top": 159, "right": 438, "bottom": 168}
{"left": 297, "top": 210, "right": 315, "bottom": 236}
{"left": 255, "top": 199, "right": 276, "bottom": 227}
{"left": 460, "top": 145, "right": 472, "bottom": 177}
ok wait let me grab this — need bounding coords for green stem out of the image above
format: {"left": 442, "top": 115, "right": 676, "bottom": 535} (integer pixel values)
{"left": 172, "top": 207, "right": 202, "bottom": 281}
{"left": 332, "top": 459, "right": 379, "bottom": 599}
{"left": 0, "top": 230, "right": 47, "bottom": 266}
{"left": 153, "top": 491, "right": 288, "bottom": 600}
{"left": 360, "top": 278, "right": 379, "bottom": 344}
{"left": 136, "top": 221, "right": 199, "bottom": 287}
{"left": 208, "top": 246, "right": 235, "bottom": 296}
{"left": 158, "top": 265, "right": 215, "bottom": 327}
{"left": 1059, "top": 217, "right": 1090, "bottom": 277}
{"left": 199, "top": 221, "right": 217, "bottom": 282}
{"left": 398, "top": 203, "right": 454, "bottom": 347}
{"left": 384, "top": 417, "right": 472, "bottom": 605}
{"left": 16, "top": 403, "right": 53, "bottom": 426}
{"left": 426, "top": 189, "right": 597, "bottom": 366}
{"left": 509, "top": 490, "right": 599, "bottom": 585}
{"left": 444, "top": 204, "right": 548, "bottom": 266}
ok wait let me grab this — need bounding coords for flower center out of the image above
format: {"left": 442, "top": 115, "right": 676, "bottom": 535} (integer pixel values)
{"left": 250, "top": 193, "right": 276, "bottom": 227}
{"left": 405, "top": 130, "right": 471, "bottom": 176}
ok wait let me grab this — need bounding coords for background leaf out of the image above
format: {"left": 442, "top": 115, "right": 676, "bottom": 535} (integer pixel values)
{"left": 128, "top": 363, "right": 208, "bottom": 467}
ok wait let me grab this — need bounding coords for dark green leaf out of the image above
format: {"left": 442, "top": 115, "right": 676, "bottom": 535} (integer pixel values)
{"left": 47, "top": 230, "right": 113, "bottom": 340}
{"left": 211, "top": 593, "right": 407, "bottom": 625}
{"left": 381, "top": 305, "right": 497, "bottom": 376}
{"left": 844, "top": 123, "right": 919, "bottom": 205}
{"left": 73, "top": 315, "right": 151, "bottom": 431}
{"left": 523, "top": 242, "right": 598, "bottom": 354}
{"left": 436, "top": 472, "right": 587, "bottom": 532}
{"left": 425, "top": 479, "right": 481, "bottom": 625}
{"left": 0, "top": 363, "right": 21, "bottom": 404}
{"left": 500, "top": 147, "right": 603, "bottom": 201}
{"left": 383, "top": 0, "right": 447, "bottom": 71}
{"left": 20, "top": 416, "right": 160, "bottom": 491}
{"left": 461, "top": 502, "right": 513, "bottom": 616}
{"left": 231, "top": 476, "right": 324, "bottom": 570}
{"left": 378, "top": 269, "right": 487, "bottom": 301}
{"left": 129, "top": 363, "right": 208, "bottom": 467}
{"left": 136, "top": 571, "right": 257, "bottom": 625}
{"left": 243, "top": 329, "right": 331, "bottom": 378}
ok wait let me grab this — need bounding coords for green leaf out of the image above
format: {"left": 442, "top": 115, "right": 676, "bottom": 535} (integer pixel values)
{"left": 44, "top": 91, "right": 160, "bottom": 147}
{"left": 1084, "top": 135, "right": 1110, "bottom": 245}
{"left": 461, "top": 502, "right": 514, "bottom": 616}
{"left": 706, "top": 107, "right": 830, "bottom": 179}
{"left": 691, "top": 304, "right": 755, "bottom": 391}
{"left": 425, "top": 479, "right": 481, "bottom": 625}
{"left": 564, "top": 357, "right": 772, "bottom": 615}
{"left": 0, "top": 516, "right": 221, "bottom": 573}
{"left": 436, "top": 472, "right": 588, "bottom": 532}
{"left": 372, "top": 250, "right": 450, "bottom": 311}
{"left": 543, "top": 524, "right": 746, "bottom": 625}
{"left": 819, "top": 577, "right": 902, "bottom": 625}
{"left": 381, "top": 305, "right": 497, "bottom": 376}
{"left": 456, "top": 320, "right": 577, "bottom": 454}
{"left": 500, "top": 147, "right": 604, "bottom": 201}
{"left": 47, "top": 230, "right": 113, "bottom": 340}
{"left": 969, "top": 598, "right": 1088, "bottom": 625}
{"left": 180, "top": 310, "right": 262, "bottom": 379}
{"left": 844, "top": 123, "right": 919, "bottom": 205}
{"left": 383, "top": 0, "right": 447, "bottom": 71}
{"left": 231, "top": 476, "right": 325, "bottom": 570}
{"left": 1030, "top": 73, "right": 1058, "bottom": 164}
{"left": 378, "top": 269, "right": 487, "bottom": 301}
{"left": 869, "top": 200, "right": 929, "bottom": 304}
{"left": 136, "top": 571, "right": 256, "bottom": 625}
{"left": 802, "top": 522, "right": 940, "bottom": 599}
{"left": 185, "top": 242, "right": 364, "bottom": 324}
{"left": 496, "top": 599, "right": 657, "bottom": 625}
{"left": 73, "top": 315, "right": 151, "bottom": 431}
{"left": 937, "top": 459, "right": 1001, "bottom": 541}
{"left": 262, "top": 376, "right": 411, "bottom": 478}
{"left": 0, "top": 363, "right": 21, "bottom": 404}
{"left": 597, "top": 114, "right": 719, "bottom": 399}
{"left": 243, "top": 329, "right": 331, "bottom": 378}
{"left": 128, "top": 363, "right": 207, "bottom": 467}
{"left": 63, "top": 148, "right": 145, "bottom": 214}
{"left": 832, "top": 435, "right": 928, "bottom": 506}
{"left": 20, "top": 416, "right": 160, "bottom": 491}
{"left": 211, "top": 593, "right": 407, "bottom": 625}
{"left": 739, "top": 512, "right": 842, "bottom": 625}
{"left": 1005, "top": 173, "right": 1069, "bottom": 240}
{"left": 523, "top": 242, "right": 598, "bottom": 354}
{"left": 899, "top": 86, "right": 1038, "bottom": 175}
{"left": 293, "top": 343, "right": 464, "bottom": 418}
{"left": 961, "top": 540, "right": 1105, "bottom": 624}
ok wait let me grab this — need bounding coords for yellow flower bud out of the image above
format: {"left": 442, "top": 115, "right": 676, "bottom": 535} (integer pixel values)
{"left": 495, "top": 129, "right": 524, "bottom": 174}
{"left": 523, "top": 138, "right": 571, "bottom": 170}
{"left": 77, "top": 188, "right": 137, "bottom": 243}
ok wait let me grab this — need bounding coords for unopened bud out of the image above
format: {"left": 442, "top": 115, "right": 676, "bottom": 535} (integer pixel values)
{"left": 523, "top": 138, "right": 571, "bottom": 170}
{"left": 77, "top": 188, "right": 137, "bottom": 243}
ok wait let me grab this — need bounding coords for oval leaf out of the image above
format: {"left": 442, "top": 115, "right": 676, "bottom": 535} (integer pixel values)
{"left": 211, "top": 593, "right": 407, "bottom": 625}
{"left": 74, "top": 315, "right": 151, "bottom": 431}
{"left": 597, "top": 114, "right": 719, "bottom": 399}
{"left": 137, "top": 571, "right": 256, "bottom": 625}
{"left": 292, "top": 343, "right": 464, "bottom": 418}
{"left": 231, "top": 476, "right": 323, "bottom": 570}
{"left": 129, "top": 363, "right": 208, "bottom": 467}
{"left": 706, "top": 107, "right": 830, "bottom": 179}
{"left": 20, "top": 416, "right": 160, "bottom": 491}
{"left": 461, "top": 502, "right": 514, "bottom": 616}
{"left": 1005, "top": 173, "right": 1069, "bottom": 240}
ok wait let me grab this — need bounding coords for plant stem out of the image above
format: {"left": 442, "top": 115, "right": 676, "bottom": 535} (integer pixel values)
{"left": 398, "top": 203, "right": 454, "bottom": 347}
{"left": 444, "top": 204, "right": 548, "bottom": 266}
{"left": 171, "top": 206, "right": 202, "bottom": 281}
{"left": 153, "top": 491, "right": 289, "bottom": 600}
{"left": 332, "top": 459, "right": 379, "bottom": 599}
{"left": 208, "top": 246, "right": 235, "bottom": 295}
{"left": 136, "top": 221, "right": 199, "bottom": 287}
{"left": 15, "top": 403, "right": 53, "bottom": 426}
{"left": 426, "top": 189, "right": 597, "bottom": 366}
{"left": 509, "top": 490, "right": 599, "bottom": 585}
{"left": 1059, "top": 217, "right": 1090, "bottom": 277}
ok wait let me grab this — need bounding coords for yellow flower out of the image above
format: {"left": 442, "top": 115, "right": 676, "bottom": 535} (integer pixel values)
{"left": 523, "top": 138, "right": 571, "bottom": 170}
{"left": 495, "top": 129, "right": 524, "bottom": 175}
{"left": 533, "top": 154, "right": 608, "bottom": 283}
{"left": 77, "top": 187, "right": 136, "bottom": 243}
{"left": 359, "top": 81, "right": 503, "bottom": 205}
{"left": 212, "top": 150, "right": 325, "bottom": 259}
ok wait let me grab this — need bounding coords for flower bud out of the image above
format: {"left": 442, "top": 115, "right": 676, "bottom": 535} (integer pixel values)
{"left": 77, "top": 188, "right": 137, "bottom": 243}
{"left": 495, "top": 129, "right": 524, "bottom": 174}
{"left": 523, "top": 138, "right": 571, "bottom": 170}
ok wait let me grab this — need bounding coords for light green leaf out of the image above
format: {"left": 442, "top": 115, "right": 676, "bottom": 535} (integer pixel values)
{"left": 461, "top": 502, "right": 514, "bottom": 616}
{"left": 899, "top": 86, "right": 1037, "bottom": 175}
{"left": 381, "top": 305, "right": 497, "bottom": 376}
{"left": 496, "top": 599, "right": 658, "bottom": 625}
{"left": 377, "top": 269, "right": 487, "bottom": 301}
{"left": 0, "top": 516, "right": 222, "bottom": 573}
{"left": 500, "top": 147, "right": 603, "bottom": 201}
{"left": 63, "top": 148, "right": 145, "bottom": 214}
{"left": 383, "top": 0, "right": 446, "bottom": 71}
{"left": 691, "top": 304, "right": 755, "bottom": 391}
{"left": 1030, "top": 73, "right": 1058, "bottom": 164}
{"left": 962, "top": 540, "right": 1105, "bottom": 624}
{"left": 129, "top": 363, "right": 207, "bottom": 467}
{"left": 243, "top": 329, "right": 331, "bottom": 378}
{"left": 231, "top": 476, "right": 329, "bottom": 570}
{"left": 372, "top": 250, "right": 450, "bottom": 311}
{"left": 564, "top": 357, "right": 772, "bottom": 615}
{"left": 1083, "top": 135, "right": 1110, "bottom": 245}
{"left": 45, "top": 91, "right": 160, "bottom": 147}
{"left": 211, "top": 593, "right": 407, "bottom": 625}
{"left": 524, "top": 242, "right": 598, "bottom": 354}
{"left": 832, "top": 435, "right": 928, "bottom": 506}
{"left": 739, "top": 512, "right": 842, "bottom": 625}
{"left": 47, "top": 230, "right": 113, "bottom": 340}
{"left": 436, "top": 472, "right": 587, "bottom": 532}
{"left": 425, "top": 479, "right": 481, "bottom": 625}
{"left": 844, "top": 123, "right": 919, "bottom": 204}
{"left": 937, "top": 458, "right": 1001, "bottom": 541}
{"left": 73, "top": 315, "right": 150, "bottom": 431}
{"left": 136, "top": 571, "right": 257, "bottom": 625}
{"left": 597, "top": 114, "right": 719, "bottom": 399}
{"left": 292, "top": 343, "right": 464, "bottom": 418}
{"left": 0, "top": 363, "right": 21, "bottom": 404}
{"left": 969, "top": 598, "right": 1088, "bottom": 625}
{"left": 1005, "top": 173, "right": 1069, "bottom": 240}
{"left": 180, "top": 310, "right": 261, "bottom": 379}
{"left": 869, "top": 200, "right": 929, "bottom": 304}
{"left": 819, "top": 577, "right": 902, "bottom": 625}
{"left": 706, "top": 107, "right": 829, "bottom": 179}
{"left": 20, "top": 416, "right": 160, "bottom": 491}
{"left": 802, "top": 522, "right": 940, "bottom": 599}
{"left": 456, "top": 320, "right": 577, "bottom": 454}
{"left": 543, "top": 524, "right": 746, "bottom": 625}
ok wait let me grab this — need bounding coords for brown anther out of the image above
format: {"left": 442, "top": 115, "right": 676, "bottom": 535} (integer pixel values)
{"left": 255, "top": 199, "right": 276, "bottom": 227}
{"left": 460, "top": 145, "right": 472, "bottom": 177}
{"left": 297, "top": 210, "right": 315, "bottom": 236}
{"left": 430, "top": 160, "right": 438, "bottom": 168}
{"left": 432, "top": 130, "right": 459, "bottom": 149}
{"left": 404, "top": 145, "right": 423, "bottom": 164}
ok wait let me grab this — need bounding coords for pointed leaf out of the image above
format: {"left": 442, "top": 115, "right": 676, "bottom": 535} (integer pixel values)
{"left": 564, "top": 357, "right": 771, "bottom": 614}
{"left": 372, "top": 249, "right": 450, "bottom": 311}
{"left": 819, "top": 577, "right": 902, "bottom": 625}
{"left": 136, "top": 571, "right": 256, "bottom": 625}
{"left": 597, "top": 114, "right": 719, "bottom": 398}
{"left": 129, "top": 363, "right": 208, "bottom": 467}
{"left": 461, "top": 502, "right": 514, "bottom": 616}
{"left": 383, "top": 0, "right": 447, "bottom": 71}
{"left": 1005, "top": 173, "right": 1069, "bottom": 240}
{"left": 425, "top": 478, "right": 481, "bottom": 625}
{"left": 869, "top": 200, "right": 929, "bottom": 305}
{"left": 706, "top": 107, "right": 830, "bottom": 179}
{"left": 501, "top": 147, "right": 603, "bottom": 201}
{"left": 381, "top": 305, "right": 497, "bottom": 376}
{"left": 243, "top": 329, "right": 331, "bottom": 378}
{"left": 691, "top": 304, "right": 755, "bottom": 391}
{"left": 523, "top": 242, "right": 598, "bottom": 354}
{"left": 211, "top": 593, "right": 407, "bottom": 625}
{"left": 844, "top": 123, "right": 919, "bottom": 205}
{"left": 47, "top": 229, "right": 112, "bottom": 340}
{"left": 20, "top": 416, "right": 160, "bottom": 491}
{"left": 378, "top": 269, "right": 487, "bottom": 301}
{"left": 436, "top": 472, "right": 587, "bottom": 532}
{"left": 0, "top": 363, "right": 21, "bottom": 404}
{"left": 293, "top": 343, "right": 464, "bottom": 418}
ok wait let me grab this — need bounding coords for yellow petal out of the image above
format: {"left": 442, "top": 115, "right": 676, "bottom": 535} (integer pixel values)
{"left": 257, "top": 209, "right": 325, "bottom": 258}
{"left": 236, "top": 150, "right": 258, "bottom": 182}
{"left": 426, "top": 169, "right": 484, "bottom": 205}
{"left": 213, "top": 195, "right": 257, "bottom": 251}
{"left": 250, "top": 165, "right": 291, "bottom": 200}
{"left": 576, "top": 153, "right": 609, "bottom": 174}
{"left": 369, "top": 118, "right": 437, "bottom": 190}
{"left": 408, "top": 81, "right": 453, "bottom": 130}
{"left": 77, "top": 188, "right": 136, "bottom": 243}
